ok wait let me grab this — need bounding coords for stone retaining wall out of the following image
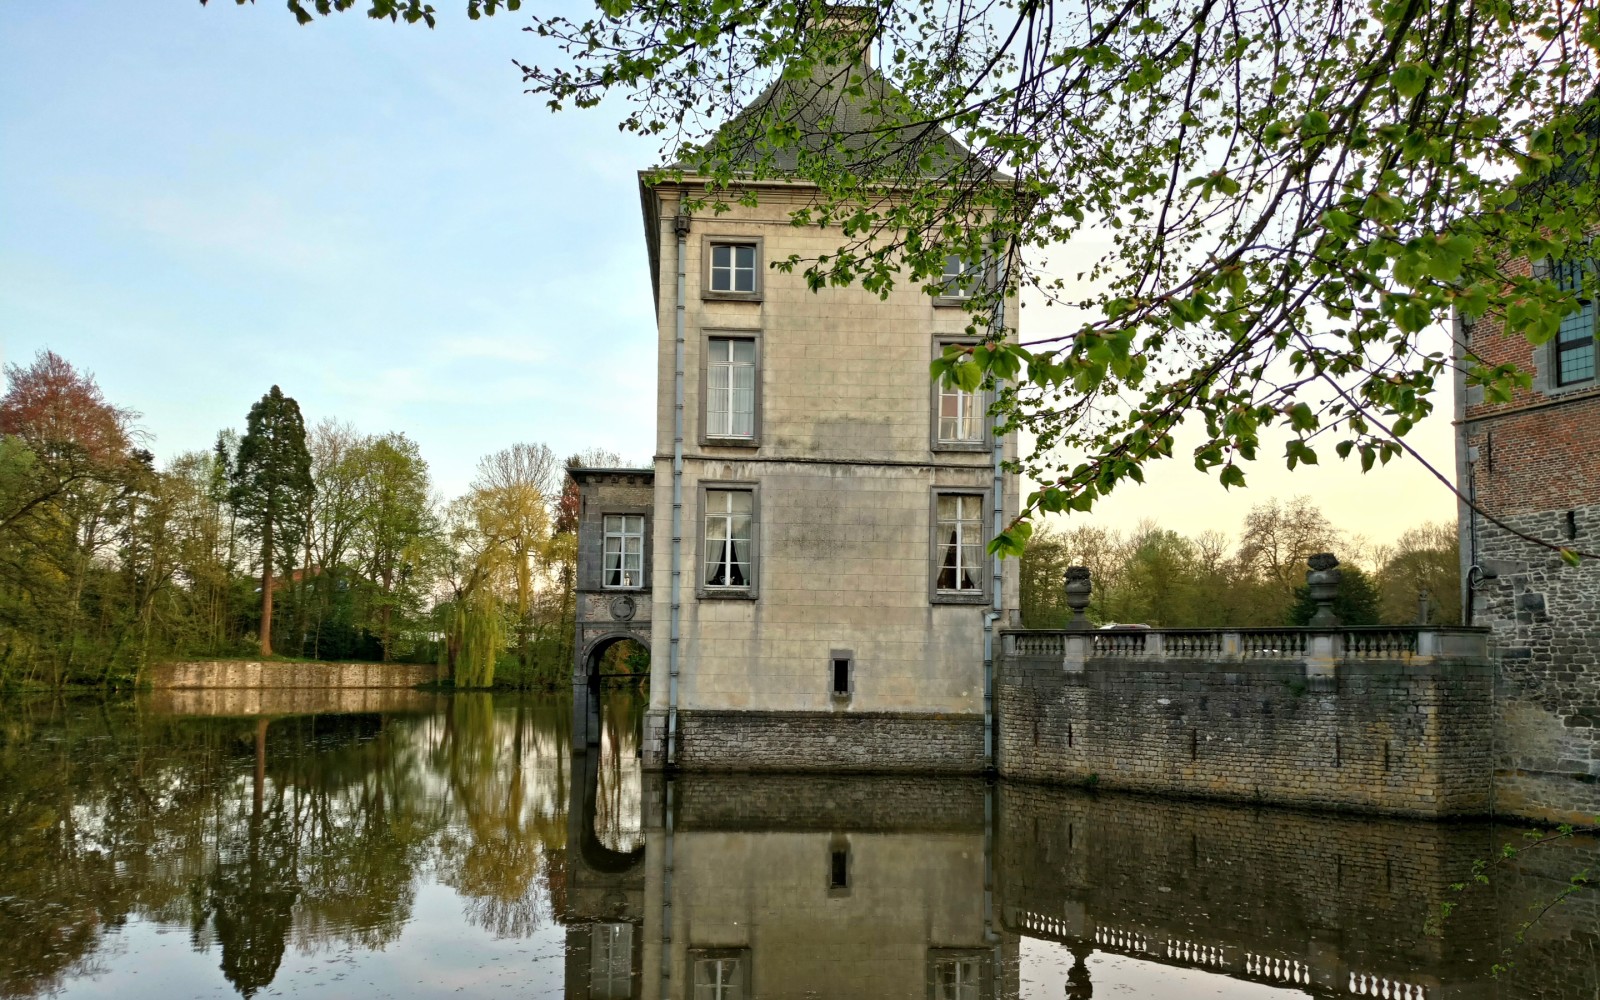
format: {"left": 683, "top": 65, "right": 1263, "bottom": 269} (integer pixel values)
{"left": 149, "top": 660, "right": 436, "bottom": 690}
{"left": 646, "top": 709, "right": 985, "bottom": 773}
{"left": 997, "top": 649, "right": 1494, "bottom": 817}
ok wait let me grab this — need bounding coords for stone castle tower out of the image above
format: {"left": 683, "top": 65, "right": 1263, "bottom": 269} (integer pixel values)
{"left": 572, "top": 45, "right": 1024, "bottom": 771}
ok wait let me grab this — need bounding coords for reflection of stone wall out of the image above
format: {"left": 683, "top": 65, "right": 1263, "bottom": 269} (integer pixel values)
{"left": 669, "top": 772, "right": 988, "bottom": 832}
{"left": 998, "top": 655, "right": 1493, "bottom": 816}
{"left": 149, "top": 660, "right": 436, "bottom": 690}
{"left": 996, "top": 783, "right": 1600, "bottom": 999}
{"left": 141, "top": 687, "right": 439, "bottom": 717}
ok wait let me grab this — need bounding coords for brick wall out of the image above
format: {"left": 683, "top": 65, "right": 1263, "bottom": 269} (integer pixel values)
{"left": 1452, "top": 253, "right": 1600, "bottom": 825}
{"left": 996, "top": 654, "right": 1494, "bottom": 817}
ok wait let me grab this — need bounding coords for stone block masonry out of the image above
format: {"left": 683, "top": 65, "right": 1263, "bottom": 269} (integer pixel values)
{"left": 1473, "top": 502, "right": 1600, "bottom": 825}
{"left": 997, "top": 634, "right": 1495, "bottom": 818}
{"left": 644, "top": 709, "right": 985, "bottom": 772}
{"left": 149, "top": 660, "right": 437, "bottom": 690}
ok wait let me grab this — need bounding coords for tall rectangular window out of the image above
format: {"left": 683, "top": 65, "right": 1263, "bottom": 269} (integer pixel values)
{"left": 1553, "top": 257, "right": 1597, "bottom": 386}
{"left": 935, "top": 494, "right": 985, "bottom": 594}
{"left": 707, "top": 338, "right": 757, "bottom": 438}
{"left": 940, "top": 254, "right": 980, "bottom": 299}
{"left": 938, "top": 360, "right": 984, "bottom": 444}
{"left": 709, "top": 241, "right": 758, "bottom": 294}
{"left": 703, "top": 489, "right": 754, "bottom": 590}
{"left": 602, "top": 515, "right": 644, "bottom": 588}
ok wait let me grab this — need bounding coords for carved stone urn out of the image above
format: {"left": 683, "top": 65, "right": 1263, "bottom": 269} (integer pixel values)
{"left": 1306, "top": 553, "right": 1342, "bottom": 627}
{"left": 1063, "top": 566, "right": 1094, "bottom": 631}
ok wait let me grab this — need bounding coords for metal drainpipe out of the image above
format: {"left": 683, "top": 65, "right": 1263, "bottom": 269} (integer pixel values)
{"left": 984, "top": 254, "right": 1008, "bottom": 773}
{"left": 668, "top": 210, "right": 689, "bottom": 767}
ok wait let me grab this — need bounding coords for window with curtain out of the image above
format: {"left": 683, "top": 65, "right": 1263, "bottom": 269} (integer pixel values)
{"left": 703, "top": 489, "right": 754, "bottom": 589}
{"left": 938, "top": 356, "right": 984, "bottom": 444}
{"left": 936, "top": 494, "right": 985, "bottom": 593}
{"left": 707, "top": 338, "right": 757, "bottom": 438}
{"left": 602, "top": 514, "right": 644, "bottom": 588}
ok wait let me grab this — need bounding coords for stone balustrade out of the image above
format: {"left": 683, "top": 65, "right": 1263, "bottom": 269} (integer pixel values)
{"left": 1001, "top": 625, "right": 1488, "bottom": 671}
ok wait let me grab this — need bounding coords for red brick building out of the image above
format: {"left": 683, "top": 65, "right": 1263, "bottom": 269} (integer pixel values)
{"left": 1454, "top": 250, "right": 1600, "bottom": 822}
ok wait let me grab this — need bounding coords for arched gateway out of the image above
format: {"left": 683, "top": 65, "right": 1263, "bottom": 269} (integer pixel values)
{"left": 568, "top": 467, "right": 654, "bottom": 750}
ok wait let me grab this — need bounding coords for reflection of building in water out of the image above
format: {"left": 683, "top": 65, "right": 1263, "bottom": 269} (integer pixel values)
{"left": 637, "top": 774, "right": 1015, "bottom": 1000}
{"left": 564, "top": 749, "right": 647, "bottom": 1000}
{"left": 560, "top": 762, "right": 1600, "bottom": 999}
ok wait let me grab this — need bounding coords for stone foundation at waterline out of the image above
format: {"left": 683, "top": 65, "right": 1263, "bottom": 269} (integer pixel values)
{"left": 642, "top": 709, "right": 985, "bottom": 772}
{"left": 1470, "top": 502, "right": 1600, "bottom": 825}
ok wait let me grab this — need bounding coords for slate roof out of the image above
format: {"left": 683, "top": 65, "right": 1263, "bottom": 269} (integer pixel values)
{"left": 673, "top": 56, "right": 984, "bottom": 181}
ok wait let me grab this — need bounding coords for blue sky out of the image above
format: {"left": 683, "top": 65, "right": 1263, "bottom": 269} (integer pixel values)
{"left": 1, "top": 2, "right": 658, "bottom": 496}
{"left": 1, "top": 2, "right": 1456, "bottom": 543}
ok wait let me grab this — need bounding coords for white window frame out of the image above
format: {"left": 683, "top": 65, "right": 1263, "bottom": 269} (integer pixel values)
{"left": 931, "top": 341, "right": 990, "bottom": 452}
{"left": 698, "top": 483, "right": 759, "bottom": 600}
{"left": 930, "top": 488, "right": 991, "bottom": 604}
{"left": 601, "top": 514, "right": 645, "bottom": 589}
{"left": 703, "top": 237, "right": 763, "bottom": 301}
{"left": 701, "top": 332, "right": 761, "bottom": 447}
{"left": 934, "top": 253, "right": 987, "bottom": 306}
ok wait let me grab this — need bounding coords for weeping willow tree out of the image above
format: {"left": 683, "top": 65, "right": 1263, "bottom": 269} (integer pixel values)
{"left": 447, "top": 593, "right": 505, "bottom": 689}
{"left": 437, "top": 494, "right": 509, "bottom": 689}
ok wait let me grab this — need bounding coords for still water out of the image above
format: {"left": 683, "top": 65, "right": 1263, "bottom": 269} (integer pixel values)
{"left": 0, "top": 693, "right": 1595, "bottom": 999}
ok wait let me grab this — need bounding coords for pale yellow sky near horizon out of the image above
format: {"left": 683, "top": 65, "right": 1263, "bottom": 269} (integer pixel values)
{"left": 1013, "top": 236, "right": 1461, "bottom": 551}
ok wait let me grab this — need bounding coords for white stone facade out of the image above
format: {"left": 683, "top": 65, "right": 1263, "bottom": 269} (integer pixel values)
{"left": 639, "top": 181, "right": 1020, "bottom": 767}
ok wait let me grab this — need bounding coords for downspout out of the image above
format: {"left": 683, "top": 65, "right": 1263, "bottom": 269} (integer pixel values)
{"left": 668, "top": 209, "right": 690, "bottom": 767}
{"left": 984, "top": 251, "right": 1008, "bottom": 773}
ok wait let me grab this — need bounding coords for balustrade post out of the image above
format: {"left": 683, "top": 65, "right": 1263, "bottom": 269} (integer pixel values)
{"left": 1144, "top": 631, "right": 1164, "bottom": 658}
{"left": 1222, "top": 632, "right": 1241, "bottom": 658}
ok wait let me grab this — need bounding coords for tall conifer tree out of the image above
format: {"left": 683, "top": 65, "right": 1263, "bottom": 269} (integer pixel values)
{"left": 230, "top": 386, "right": 313, "bottom": 657}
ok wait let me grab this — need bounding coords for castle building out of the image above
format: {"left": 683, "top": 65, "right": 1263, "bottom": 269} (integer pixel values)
{"left": 572, "top": 53, "right": 1020, "bottom": 772}
{"left": 1454, "top": 248, "right": 1600, "bottom": 823}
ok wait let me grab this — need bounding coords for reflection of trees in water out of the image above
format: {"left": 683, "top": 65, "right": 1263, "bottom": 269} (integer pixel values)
{"left": 0, "top": 691, "right": 643, "bottom": 997}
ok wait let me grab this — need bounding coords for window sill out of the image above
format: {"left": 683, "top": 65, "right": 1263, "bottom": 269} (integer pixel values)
{"left": 933, "top": 296, "right": 977, "bottom": 309}
{"left": 702, "top": 291, "right": 763, "bottom": 303}
{"left": 932, "top": 440, "right": 990, "bottom": 453}
{"left": 698, "top": 588, "right": 758, "bottom": 601}
{"left": 600, "top": 586, "right": 649, "bottom": 593}
{"left": 699, "top": 436, "right": 761, "bottom": 449}
{"left": 931, "top": 591, "right": 989, "bottom": 606}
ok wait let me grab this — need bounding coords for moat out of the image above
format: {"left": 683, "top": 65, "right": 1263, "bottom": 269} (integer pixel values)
{"left": 2, "top": 693, "right": 1595, "bottom": 999}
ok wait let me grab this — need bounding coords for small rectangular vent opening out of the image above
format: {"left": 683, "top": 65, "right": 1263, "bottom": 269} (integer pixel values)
{"left": 830, "top": 850, "right": 849, "bottom": 889}
{"left": 832, "top": 659, "right": 850, "bottom": 694}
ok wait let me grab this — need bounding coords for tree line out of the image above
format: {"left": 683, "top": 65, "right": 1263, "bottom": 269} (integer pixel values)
{"left": 0, "top": 349, "right": 631, "bottom": 690}
{"left": 1019, "top": 496, "right": 1462, "bottom": 630}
